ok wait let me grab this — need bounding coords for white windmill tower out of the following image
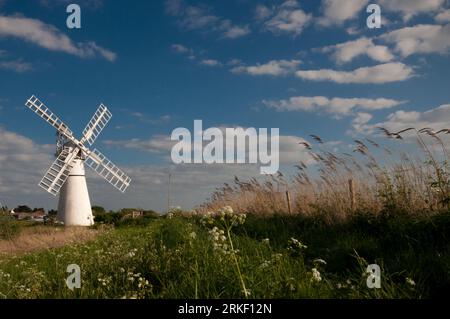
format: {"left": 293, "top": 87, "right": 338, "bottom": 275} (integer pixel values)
{"left": 25, "top": 95, "right": 131, "bottom": 226}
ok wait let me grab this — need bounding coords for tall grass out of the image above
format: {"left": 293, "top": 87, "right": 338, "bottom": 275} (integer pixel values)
{"left": 199, "top": 127, "right": 450, "bottom": 221}
{"left": 0, "top": 215, "right": 21, "bottom": 240}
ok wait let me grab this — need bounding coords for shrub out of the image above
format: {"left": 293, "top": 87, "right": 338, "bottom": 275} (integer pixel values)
{"left": 0, "top": 216, "right": 21, "bottom": 240}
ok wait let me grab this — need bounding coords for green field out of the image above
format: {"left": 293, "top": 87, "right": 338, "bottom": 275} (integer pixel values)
{"left": 1, "top": 208, "right": 449, "bottom": 299}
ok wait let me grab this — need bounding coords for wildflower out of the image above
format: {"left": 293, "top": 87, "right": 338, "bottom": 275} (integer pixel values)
{"left": 272, "top": 253, "right": 283, "bottom": 261}
{"left": 138, "top": 277, "right": 150, "bottom": 289}
{"left": 221, "top": 206, "right": 234, "bottom": 215}
{"left": 189, "top": 231, "right": 197, "bottom": 239}
{"left": 287, "top": 238, "right": 307, "bottom": 255}
{"left": 311, "top": 268, "right": 322, "bottom": 282}
{"left": 209, "top": 226, "right": 239, "bottom": 255}
{"left": 262, "top": 238, "right": 270, "bottom": 245}
{"left": 242, "top": 288, "right": 251, "bottom": 297}
{"left": 406, "top": 277, "right": 416, "bottom": 287}
{"left": 200, "top": 212, "right": 214, "bottom": 225}
{"left": 313, "top": 258, "right": 327, "bottom": 266}
{"left": 127, "top": 272, "right": 135, "bottom": 282}
{"left": 287, "top": 278, "right": 296, "bottom": 291}
{"left": 289, "top": 238, "right": 307, "bottom": 249}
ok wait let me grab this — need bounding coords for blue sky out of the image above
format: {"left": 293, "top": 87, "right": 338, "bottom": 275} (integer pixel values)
{"left": 1, "top": 0, "right": 450, "bottom": 211}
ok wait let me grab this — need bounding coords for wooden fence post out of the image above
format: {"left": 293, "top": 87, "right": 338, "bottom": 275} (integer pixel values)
{"left": 349, "top": 178, "right": 355, "bottom": 212}
{"left": 285, "top": 190, "right": 292, "bottom": 214}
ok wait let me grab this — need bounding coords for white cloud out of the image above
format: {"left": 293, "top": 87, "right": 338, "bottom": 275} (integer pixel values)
{"left": 129, "top": 112, "right": 171, "bottom": 125}
{"left": 104, "top": 135, "right": 175, "bottom": 154}
{"left": 378, "top": 0, "right": 445, "bottom": 21}
{"left": 381, "top": 104, "right": 450, "bottom": 131}
{"left": 227, "top": 58, "right": 242, "bottom": 66}
{"left": 171, "top": 44, "right": 193, "bottom": 54}
{"left": 171, "top": 44, "right": 222, "bottom": 68}
{"left": 255, "top": 5, "right": 272, "bottom": 21}
{"left": 200, "top": 59, "right": 222, "bottom": 67}
{"left": 346, "top": 27, "right": 361, "bottom": 36}
{"left": 0, "top": 15, "right": 116, "bottom": 61}
{"left": 352, "top": 112, "right": 373, "bottom": 133}
{"left": 295, "top": 62, "right": 414, "bottom": 84}
{"left": 318, "top": 0, "right": 368, "bottom": 26}
{"left": 165, "top": 0, "right": 250, "bottom": 39}
{"left": 381, "top": 24, "right": 450, "bottom": 57}
{"left": 104, "top": 129, "right": 314, "bottom": 167}
{"left": 353, "top": 104, "right": 450, "bottom": 135}
{"left": 320, "top": 37, "right": 394, "bottom": 64}
{"left": 436, "top": 9, "right": 450, "bottom": 23}
{"left": 0, "top": 127, "right": 53, "bottom": 198}
{"left": 231, "top": 59, "right": 301, "bottom": 76}
{"left": 260, "top": 0, "right": 312, "bottom": 36}
{"left": 278, "top": 135, "right": 315, "bottom": 164}
{"left": 264, "top": 96, "right": 406, "bottom": 115}
{"left": 166, "top": 1, "right": 218, "bottom": 29}
{"left": 0, "top": 59, "right": 32, "bottom": 73}
{"left": 220, "top": 23, "right": 250, "bottom": 39}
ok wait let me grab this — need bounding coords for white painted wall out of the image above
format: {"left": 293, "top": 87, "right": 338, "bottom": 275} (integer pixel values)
{"left": 57, "top": 159, "right": 93, "bottom": 226}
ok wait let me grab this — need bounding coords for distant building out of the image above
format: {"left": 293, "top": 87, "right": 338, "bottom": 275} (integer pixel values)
{"left": 122, "top": 210, "right": 144, "bottom": 219}
{"left": 12, "top": 209, "right": 47, "bottom": 221}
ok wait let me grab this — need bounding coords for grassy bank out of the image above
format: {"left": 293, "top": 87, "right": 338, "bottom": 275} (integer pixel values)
{"left": 0, "top": 208, "right": 448, "bottom": 299}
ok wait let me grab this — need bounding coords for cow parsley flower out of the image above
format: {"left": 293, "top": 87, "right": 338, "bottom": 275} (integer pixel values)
{"left": 311, "top": 268, "right": 322, "bottom": 282}
{"left": 406, "top": 277, "right": 416, "bottom": 286}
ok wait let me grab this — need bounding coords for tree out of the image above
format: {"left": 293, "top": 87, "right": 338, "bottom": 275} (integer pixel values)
{"left": 48, "top": 209, "right": 57, "bottom": 216}
{"left": 14, "top": 205, "right": 32, "bottom": 213}
{"left": 92, "top": 206, "right": 106, "bottom": 215}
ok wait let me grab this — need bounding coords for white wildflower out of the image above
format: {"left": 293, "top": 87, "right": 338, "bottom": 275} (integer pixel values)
{"left": 313, "top": 258, "right": 327, "bottom": 266}
{"left": 242, "top": 288, "right": 251, "bottom": 297}
{"left": 311, "top": 268, "right": 322, "bottom": 282}
{"left": 406, "top": 277, "right": 416, "bottom": 286}
{"left": 189, "top": 231, "right": 197, "bottom": 239}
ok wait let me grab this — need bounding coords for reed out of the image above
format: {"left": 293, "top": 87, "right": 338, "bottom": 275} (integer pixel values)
{"left": 199, "top": 127, "right": 450, "bottom": 222}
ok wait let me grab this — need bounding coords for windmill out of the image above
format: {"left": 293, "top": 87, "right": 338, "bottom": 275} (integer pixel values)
{"left": 25, "top": 95, "right": 131, "bottom": 226}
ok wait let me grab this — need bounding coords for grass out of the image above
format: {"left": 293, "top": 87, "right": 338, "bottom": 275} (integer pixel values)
{"left": 200, "top": 128, "right": 450, "bottom": 220}
{"left": 0, "top": 209, "right": 448, "bottom": 299}
{"left": 1, "top": 127, "right": 449, "bottom": 299}
{"left": 0, "top": 223, "right": 100, "bottom": 255}
{"left": 0, "top": 216, "right": 21, "bottom": 241}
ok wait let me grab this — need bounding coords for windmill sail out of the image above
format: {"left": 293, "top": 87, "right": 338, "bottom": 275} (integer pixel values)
{"left": 85, "top": 148, "right": 131, "bottom": 193}
{"left": 39, "top": 147, "right": 80, "bottom": 196}
{"left": 81, "top": 104, "right": 112, "bottom": 145}
{"left": 25, "top": 95, "right": 74, "bottom": 141}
